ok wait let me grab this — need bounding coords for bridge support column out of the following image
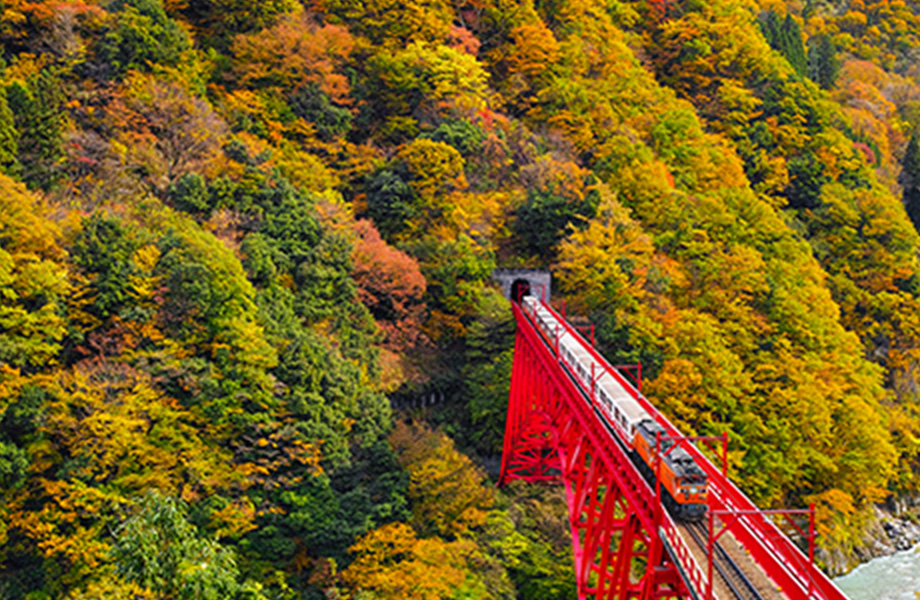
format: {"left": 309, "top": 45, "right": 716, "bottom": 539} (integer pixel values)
{"left": 499, "top": 328, "right": 561, "bottom": 485}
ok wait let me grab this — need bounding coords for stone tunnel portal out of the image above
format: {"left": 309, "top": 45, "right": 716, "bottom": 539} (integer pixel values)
{"left": 492, "top": 269, "right": 551, "bottom": 303}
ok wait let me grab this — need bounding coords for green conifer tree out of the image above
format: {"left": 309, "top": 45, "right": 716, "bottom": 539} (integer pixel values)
{"left": 808, "top": 34, "right": 839, "bottom": 90}
{"left": 760, "top": 11, "right": 807, "bottom": 78}
{"left": 760, "top": 10, "right": 780, "bottom": 46}
{"left": 780, "top": 14, "right": 807, "bottom": 78}
{"left": 6, "top": 71, "right": 64, "bottom": 191}
{"left": 0, "top": 88, "right": 20, "bottom": 178}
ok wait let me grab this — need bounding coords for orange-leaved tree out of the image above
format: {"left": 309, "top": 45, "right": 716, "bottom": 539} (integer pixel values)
{"left": 229, "top": 12, "right": 354, "bottom": 104}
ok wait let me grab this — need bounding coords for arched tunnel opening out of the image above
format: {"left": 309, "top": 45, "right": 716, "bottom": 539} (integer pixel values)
{"left": 511, "top": 278, "right": 531, "bottom": 303}
{"left": 493, "top": 268, "right": 550, "bottom": 303}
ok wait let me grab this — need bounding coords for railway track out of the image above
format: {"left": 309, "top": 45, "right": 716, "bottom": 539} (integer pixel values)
{"left": 681, "top": 521, "right": 767, "bottom": 600}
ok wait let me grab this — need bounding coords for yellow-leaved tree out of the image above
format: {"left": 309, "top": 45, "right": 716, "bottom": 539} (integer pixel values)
{"left": 342, "top": 522, "right": 478, "bottom": 600}
{"left": 389, "top": 420, "right": 494, "bottom": 538}
{"left": 0, "top": 173, "right": 69, "bottom": 372}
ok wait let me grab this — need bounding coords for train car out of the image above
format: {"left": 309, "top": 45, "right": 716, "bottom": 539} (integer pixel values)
{"left": 518, "top": 294, "right": 709, "bottom": 521}
{"left": 633, "top": 418, "right": 708, "bottom": 520}
{"left": 595, "top": 371, "right": 647, "bottom": 447}
{"left": 559, "top": 331, "right": 596, "bottom": 392}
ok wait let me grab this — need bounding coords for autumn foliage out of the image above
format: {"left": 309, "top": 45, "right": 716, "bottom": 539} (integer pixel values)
{"left": 4, "top": 0, "right": 920, "bottom": 594}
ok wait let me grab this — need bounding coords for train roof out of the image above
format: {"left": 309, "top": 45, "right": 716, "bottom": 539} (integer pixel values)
{"left": 594, "top": 369, "right": 642, "bottom": 409}
{"left": 669, "top": 450, "right": 706, "bottom": 481}
{"left": 560, "top": 337, "right": 594, "bottom": 364}
{"left": 636, "top": 419, "right": 707, "bottom": 481}
{"left": 596, "top": 371, "right": 638, "bottom": 402}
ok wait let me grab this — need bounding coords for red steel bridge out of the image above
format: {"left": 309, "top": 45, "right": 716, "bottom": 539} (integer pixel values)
{"left": 498, "top": 290, "right": 850, "bottom": 600}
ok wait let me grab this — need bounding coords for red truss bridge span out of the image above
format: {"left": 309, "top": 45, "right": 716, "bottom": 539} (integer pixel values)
{"left": 498, "top": 293, "right": 850, "bottom": 600}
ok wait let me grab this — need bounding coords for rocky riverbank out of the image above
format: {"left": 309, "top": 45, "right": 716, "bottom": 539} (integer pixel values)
{"left": 821, "top": 502, "right": 920, "bottom": 576}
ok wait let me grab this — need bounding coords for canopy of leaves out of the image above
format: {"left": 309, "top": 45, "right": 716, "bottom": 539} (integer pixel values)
{"left": 96, "top": 0, "right": 192, "bottom": 78}
{"left": 112, "top": 491, "right": 242, "bottom": 599}
{"left": 6, "top": 0, "right": 920, "bottom": 591}
{"left": 0, "top": 174, "right": 68, "bottom": 370}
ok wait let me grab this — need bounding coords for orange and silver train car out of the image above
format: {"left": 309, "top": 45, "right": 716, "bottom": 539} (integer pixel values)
{"left": 521, "top": 294, "right": 708, "bottom": 521}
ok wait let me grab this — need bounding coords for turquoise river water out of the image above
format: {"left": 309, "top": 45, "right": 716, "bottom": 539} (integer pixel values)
{"left": 833, "top": 548, "right": 920, "bottom": 599}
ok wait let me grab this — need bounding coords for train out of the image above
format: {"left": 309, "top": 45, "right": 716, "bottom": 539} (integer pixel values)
{"left": 520, "top": 293, "right": 708, "bottom": 521}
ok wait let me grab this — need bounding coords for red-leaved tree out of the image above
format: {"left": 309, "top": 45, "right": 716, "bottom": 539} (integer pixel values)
{"left": 351, "top": 219, "right": 426, "bottom": 353}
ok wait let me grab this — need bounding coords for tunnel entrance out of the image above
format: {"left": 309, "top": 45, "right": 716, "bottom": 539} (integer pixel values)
{"left": 492, "top": 269, "right": 551, "bottom": 302}
{"left": 511, "top": 279, "right": 531, "bottom": 303}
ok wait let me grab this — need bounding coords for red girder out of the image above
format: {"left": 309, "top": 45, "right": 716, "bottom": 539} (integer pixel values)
{"left": 500, "top": 297, "right": 850, "bottom": 600}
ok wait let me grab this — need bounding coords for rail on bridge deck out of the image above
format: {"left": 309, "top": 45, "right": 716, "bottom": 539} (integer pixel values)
{"left": 499, "top": 293, "right": 850, "bottom": 600}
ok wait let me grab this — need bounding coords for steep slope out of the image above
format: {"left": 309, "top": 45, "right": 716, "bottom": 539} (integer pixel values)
{"left": 2, "top": 0, "right": 920, "bottom": 595}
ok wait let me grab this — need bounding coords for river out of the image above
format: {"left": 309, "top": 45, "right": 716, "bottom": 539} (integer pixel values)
{"left": 833, "top": 547, "right": 920, "bottom": 599}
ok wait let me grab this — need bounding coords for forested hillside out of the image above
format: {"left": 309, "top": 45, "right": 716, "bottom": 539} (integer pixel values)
{"left": 3, "top": 0, "right": 920, "bottom": 596}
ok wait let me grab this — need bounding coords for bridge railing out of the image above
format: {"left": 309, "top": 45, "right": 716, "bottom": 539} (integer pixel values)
{"left": 536, "top": 297, "right": 847, "bottom": 600}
